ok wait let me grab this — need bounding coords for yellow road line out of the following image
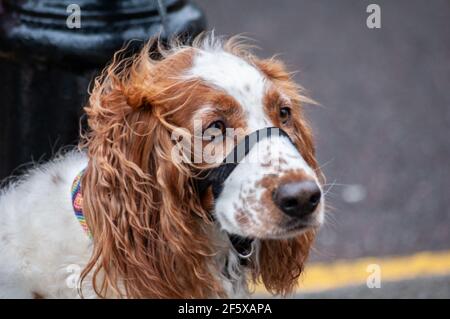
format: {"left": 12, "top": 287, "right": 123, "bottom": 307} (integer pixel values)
{"left": 255, "top": 250, "right": 450, "bottom": 294}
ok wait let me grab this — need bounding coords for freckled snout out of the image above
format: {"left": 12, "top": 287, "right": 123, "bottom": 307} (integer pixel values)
{"left": 273, "top": 180, "right": 322, "bottom": 219}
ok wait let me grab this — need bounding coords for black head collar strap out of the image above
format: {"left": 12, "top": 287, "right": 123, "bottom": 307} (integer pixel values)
{"left": 195, "top": 127, "right": 291, "bottom": 199}
{"left": 194, "top": 127, "right": 292, "bottom": 263}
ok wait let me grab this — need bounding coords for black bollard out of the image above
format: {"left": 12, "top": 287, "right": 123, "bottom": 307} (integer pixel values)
{"left": 0, "top": 0, "right": 206, "bottom": 180}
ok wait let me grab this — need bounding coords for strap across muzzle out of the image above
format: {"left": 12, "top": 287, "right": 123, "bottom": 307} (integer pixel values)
{"left": 194, "top": 127, "right": 292, "bottom": 200}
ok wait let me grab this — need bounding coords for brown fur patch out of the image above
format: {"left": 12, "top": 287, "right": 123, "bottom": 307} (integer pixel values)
{"left": 257, "top": 169, "right": 312, "bottom": 224}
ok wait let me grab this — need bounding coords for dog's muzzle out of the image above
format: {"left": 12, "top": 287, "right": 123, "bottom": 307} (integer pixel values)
{"left": 195, "top": 127, "right": 293, "bottom": 199}
{"left": 194, "top": 127, "right": 296, "bottom": 260}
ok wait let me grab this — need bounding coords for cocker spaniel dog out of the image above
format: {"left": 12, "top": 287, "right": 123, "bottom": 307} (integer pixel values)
{"left": 0, "top": 35, "right": 324, "bottom": 298}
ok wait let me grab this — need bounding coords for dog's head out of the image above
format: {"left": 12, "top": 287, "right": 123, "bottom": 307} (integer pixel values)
{"left": 81, "top": 35, "right": 324, "bottom": 298}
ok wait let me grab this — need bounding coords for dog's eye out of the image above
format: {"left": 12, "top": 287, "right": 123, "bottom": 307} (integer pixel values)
{"left": 279, "top": 107, "right": 291, "bottom": 124}
{"left": 208, "top": 120, "right": 226, "bottom": 133}
{"left": 204, "top": 120, "right": 226, "bottom": 140}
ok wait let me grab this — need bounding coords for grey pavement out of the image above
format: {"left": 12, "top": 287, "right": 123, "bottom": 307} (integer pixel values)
{"left": 197, "top": 0, "right": 450, "bottom": 262}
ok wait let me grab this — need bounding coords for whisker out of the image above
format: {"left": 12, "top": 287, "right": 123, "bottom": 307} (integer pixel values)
{"left": 315, "top": 158, "right": 334, "bottom": 172}
{"left": 322, "top": 180, "right": 337, "bottom": 197}
{"left": 321, "top": 182, "right": 352, "bottom": 187}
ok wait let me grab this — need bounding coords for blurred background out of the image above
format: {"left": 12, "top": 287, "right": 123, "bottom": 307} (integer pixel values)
{"left": 1, "top": 0, "right": 449, "bottom": 298}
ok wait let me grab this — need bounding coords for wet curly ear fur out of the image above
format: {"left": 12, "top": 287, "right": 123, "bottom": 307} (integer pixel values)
{"left": 79, "top": 45, "right": 225, "bottom": 298}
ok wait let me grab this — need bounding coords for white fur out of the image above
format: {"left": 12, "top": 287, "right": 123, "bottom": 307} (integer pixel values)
{"left": 187, "top": 49, "right": 272, "bottom": 131}
{"left": 0, "top": 152, "right": 92, "bottom": 298}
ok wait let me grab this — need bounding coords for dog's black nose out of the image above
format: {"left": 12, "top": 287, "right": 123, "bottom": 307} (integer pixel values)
{"left": 273, "top": 180, "right": 321, "bottom": 218}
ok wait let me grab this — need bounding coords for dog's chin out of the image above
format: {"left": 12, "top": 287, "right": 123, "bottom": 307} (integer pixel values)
{"left": 227, "top": 217, "right": 322, "bottom": 240}
{"left": 258, "top": 220, "right": 321, "bottom": 240}
{"left": 270, "top": 221, "right": 321, "bottom": 239}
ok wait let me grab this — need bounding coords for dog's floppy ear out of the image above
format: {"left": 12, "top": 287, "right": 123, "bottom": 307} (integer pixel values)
{"left": 79, "top": 45, "right": 224, "bottom": 298}
{"left": 253, "top": 232, "right": 316, "bottom": 295}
